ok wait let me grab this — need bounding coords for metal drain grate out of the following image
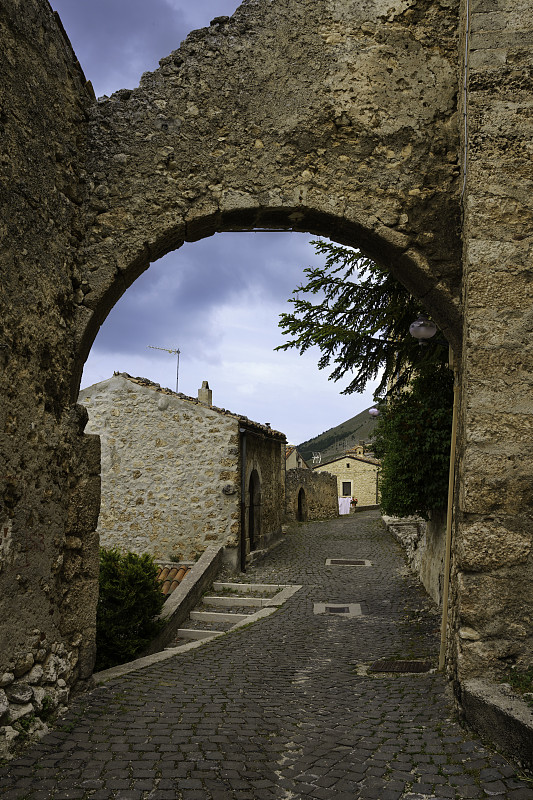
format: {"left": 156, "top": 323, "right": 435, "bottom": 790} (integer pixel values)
{"left": 313, "top": 603, "right": 362, "bottom": 617}
{"left": 369, "top": 659, "right": 433, "bottom": 673}
{"left": 325, "top": 558, "right": 371, "bottom": 567}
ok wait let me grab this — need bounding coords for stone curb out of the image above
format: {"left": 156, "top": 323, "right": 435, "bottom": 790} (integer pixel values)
{"left": 92, "top": 584, "right": 302, "bottom": 684}
{"left": 92, "top": 634, "right": 226, "bottom": 684}
{"left": 461, "top": 679, "right": 533, "bottom": 772}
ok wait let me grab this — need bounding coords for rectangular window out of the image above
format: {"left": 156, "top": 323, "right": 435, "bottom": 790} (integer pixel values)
{"left": 342, "top": 481, "right": 351, "bottom": 496}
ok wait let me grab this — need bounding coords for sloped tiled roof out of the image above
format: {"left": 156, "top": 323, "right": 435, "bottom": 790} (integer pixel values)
{"left": 314, "top": 453, "right": 381, "bottom": 469}
{"left": 113, "top": 372, "right": 286, "bottom": 440}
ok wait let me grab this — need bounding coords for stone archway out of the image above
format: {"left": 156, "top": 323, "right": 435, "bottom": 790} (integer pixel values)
{"left": 2, "top": 0, "right": 532, "bottom": 747}
{"left": 71, "top": 0, "right": 463, "bottom": 394}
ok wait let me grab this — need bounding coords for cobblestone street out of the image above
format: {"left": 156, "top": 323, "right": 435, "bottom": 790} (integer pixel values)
{"left": 1, "top": 511, "right": 531, "bottom": 800}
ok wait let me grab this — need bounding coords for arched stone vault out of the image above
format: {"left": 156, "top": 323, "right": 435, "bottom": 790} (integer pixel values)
{"left": 2, "top": 0, "right": 532, "bottom": 751}
{"left": 74, "top": 0, "right": 462, "bottom": 392}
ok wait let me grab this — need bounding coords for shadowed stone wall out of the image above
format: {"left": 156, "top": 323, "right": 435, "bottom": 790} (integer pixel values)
{"left": 242, "top": 427, "right": 286, "bottom": 564}
{"left": 0, "top": 0, "right": 99, "bottom": 754}
{"left": 0, "top": 0, "right": 532, "bottom": 755}
{"left": 450, "top": 0, "right": 533, "bottom": 682}
{"left": 285, "top": 469, "right": 338, "bottom": 522}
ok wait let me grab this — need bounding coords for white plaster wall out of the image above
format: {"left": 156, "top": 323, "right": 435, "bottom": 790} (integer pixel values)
{"left": 79, "top": 375, "right": 241, "bottom": 561}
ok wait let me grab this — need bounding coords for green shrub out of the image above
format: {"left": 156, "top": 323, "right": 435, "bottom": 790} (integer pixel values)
{"left": 372, "top": 362, "right": 454, "bottom": 519}
{"left": 95, "top": 548, "right": 165, "bottom": 671}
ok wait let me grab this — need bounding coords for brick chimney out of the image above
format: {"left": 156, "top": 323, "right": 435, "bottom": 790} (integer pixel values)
{"left": 198, "top": 380, "right": 212, "bottom": 406}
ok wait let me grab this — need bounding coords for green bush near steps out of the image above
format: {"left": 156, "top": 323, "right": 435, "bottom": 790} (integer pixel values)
{"left": 96, "top": 548, "right": 165, "bottom": 671}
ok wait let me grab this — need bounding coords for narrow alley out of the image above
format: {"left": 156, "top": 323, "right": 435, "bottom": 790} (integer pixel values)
{"left": 1, "top": 511, "right": 531, "bottom": 799}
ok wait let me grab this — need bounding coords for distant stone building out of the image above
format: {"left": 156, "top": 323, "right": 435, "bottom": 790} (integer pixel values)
{"left": 78, "top": 374, "right": 286, "bottom": 571}
{"left": 285, "top": 468, "right": 338, "bottom": 522}
{"left": 313, "top": 454, "right": 380, "bottom": 507}
{"left": 285, "top": 445, "right": 309, "bottom": 470}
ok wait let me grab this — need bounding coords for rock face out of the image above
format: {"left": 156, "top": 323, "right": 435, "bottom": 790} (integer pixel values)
{"left": 0, "top": 0, "right": 531, "bottom": 755}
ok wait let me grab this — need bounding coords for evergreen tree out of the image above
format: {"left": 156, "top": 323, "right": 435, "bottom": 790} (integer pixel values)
{"left": 277, "top": 240, "right": 445, "bottom": 397}
{"left": 278, "top": 240, "right": 453, "bottom": 516}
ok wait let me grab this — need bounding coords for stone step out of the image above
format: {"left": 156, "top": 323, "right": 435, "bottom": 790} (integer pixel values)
{"left": 202, "top": 595, "right": 264, "bottom": 608}
{"left": 213, "top": 581, "right": 281, "bottom": 596}
{"left": 189, "top": 610, "right": 251, "bottom": 623}
{"left": 175, "top": 628, "right": 225, "bottom": 640}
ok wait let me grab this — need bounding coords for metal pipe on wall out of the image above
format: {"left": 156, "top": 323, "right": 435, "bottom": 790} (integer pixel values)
{"left": 439, "top": 348, "right": 460, "bottom": 671}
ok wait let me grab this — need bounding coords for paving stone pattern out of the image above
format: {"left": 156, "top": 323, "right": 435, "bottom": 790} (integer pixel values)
{"left": 1, "top": 512, "right": 532, "bottom": 799}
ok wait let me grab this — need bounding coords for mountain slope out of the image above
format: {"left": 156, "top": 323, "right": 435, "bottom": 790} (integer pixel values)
{"left": 297, "top": 406, "right": 378, "bottom": 464}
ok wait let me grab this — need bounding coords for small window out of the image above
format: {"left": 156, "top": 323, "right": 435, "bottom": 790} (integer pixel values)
{"left": 342, "top": 481, "right": 351, "bottom": 496}
{"left": 346, "top": 462, "right": 350, "bottom": 468}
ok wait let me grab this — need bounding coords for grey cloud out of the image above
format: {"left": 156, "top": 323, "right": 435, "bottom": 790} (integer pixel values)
{"left": 91, "top": 232, "right": 320, "bottom": 359}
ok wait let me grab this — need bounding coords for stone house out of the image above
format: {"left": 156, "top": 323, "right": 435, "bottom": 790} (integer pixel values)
{"left": 78, "top": 373, "right": 286, "bottom": 572}
{"left": 313, "top": 454, "right": 380, "bottom": 507}
{"left": 285, "top": 445, "right": 309, "bottom": 470}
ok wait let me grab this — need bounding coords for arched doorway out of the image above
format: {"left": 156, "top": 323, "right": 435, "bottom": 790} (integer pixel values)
{"left": 297, "top": 487, "right": 307, "bottom": 522}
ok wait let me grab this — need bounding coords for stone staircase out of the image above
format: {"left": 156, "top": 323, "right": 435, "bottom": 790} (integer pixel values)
{"left": 168, "top": 582, "right": 300, "bottom": 648}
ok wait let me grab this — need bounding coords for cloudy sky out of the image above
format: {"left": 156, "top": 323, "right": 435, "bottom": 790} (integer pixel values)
{"left": 50, "top": 0, "right": 378, "bottom": 445}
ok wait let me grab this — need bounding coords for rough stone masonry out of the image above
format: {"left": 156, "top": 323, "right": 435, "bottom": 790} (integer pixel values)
{"left": 0, "top": 0, "right": 531, "bottom": 753}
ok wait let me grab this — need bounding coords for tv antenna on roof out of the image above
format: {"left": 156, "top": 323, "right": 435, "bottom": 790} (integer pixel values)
{"left": 312, "top": 452, "right": 321, "bottom": 465}
{"left": 147, "top": 346, "right": 180, "bottom": 393}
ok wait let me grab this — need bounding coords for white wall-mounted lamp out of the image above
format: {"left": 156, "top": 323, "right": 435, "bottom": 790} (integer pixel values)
{"left": 409, "top": 315, "right": 437, "bottom": 344}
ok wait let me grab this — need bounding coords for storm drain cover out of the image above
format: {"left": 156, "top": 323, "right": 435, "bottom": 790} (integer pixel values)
{"left": 369, "top": 659, "right": 432, "bottom": 673}
{"left": 326, "top": 558, "right": 371, "bottom": 567}
{"left": 313, "top": 603, "right": 362, "bottom": 617}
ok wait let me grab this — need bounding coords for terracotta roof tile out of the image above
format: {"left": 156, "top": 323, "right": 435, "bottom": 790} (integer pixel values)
{"left": 156, "top": 563, "right": 191, "bottom": 596}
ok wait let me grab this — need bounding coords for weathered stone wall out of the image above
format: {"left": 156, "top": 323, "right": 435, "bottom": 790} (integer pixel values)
{"left": 383, "top": 513, "right": 446, "bottom": 606}
{"left": 314, "top": 457, "right": 380, "bottom": 506}
{"left": 79, "top": 375, "right": 242, "bottom": 561}
{"left": 285, "top": 469, "right": 338, "bottom": 522}
{"left": 1, "top": 0, "right": 533, "bottom": 756}
{"left": 242, "top": 429, "right": 286, "bottom": 562}
{"left": 451, "top": 0, "right": 533, "bottom": 681}
{"left": 0, "top": 0, "right": 99, "bottom": 754}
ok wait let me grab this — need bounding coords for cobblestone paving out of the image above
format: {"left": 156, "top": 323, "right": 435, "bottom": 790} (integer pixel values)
{"left": 1, "top": 512, "right": 532, "bottom": 799}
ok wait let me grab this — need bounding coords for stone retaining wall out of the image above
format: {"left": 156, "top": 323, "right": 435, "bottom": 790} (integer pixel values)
{"left": 285, "top": 469, "right": 338, "bottom": 522}
{"left": 383, "top": 513, "right": 446, "bottom": 606}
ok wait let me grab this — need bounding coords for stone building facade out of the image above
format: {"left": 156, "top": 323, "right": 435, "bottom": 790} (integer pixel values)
{"left": 314, "top": 455, "right": 380, "bottom": 507}
{"left": 1, "top": 0, "right": 532, "bottom": 755}
{"left": 285, "top": 468, "right": 338, "bottom": 523}
{"left": 285, "top": 446, "right": 309, "bottom": 470}
{"left": 79, "top": 374, "right": 286, "bottom": 571}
